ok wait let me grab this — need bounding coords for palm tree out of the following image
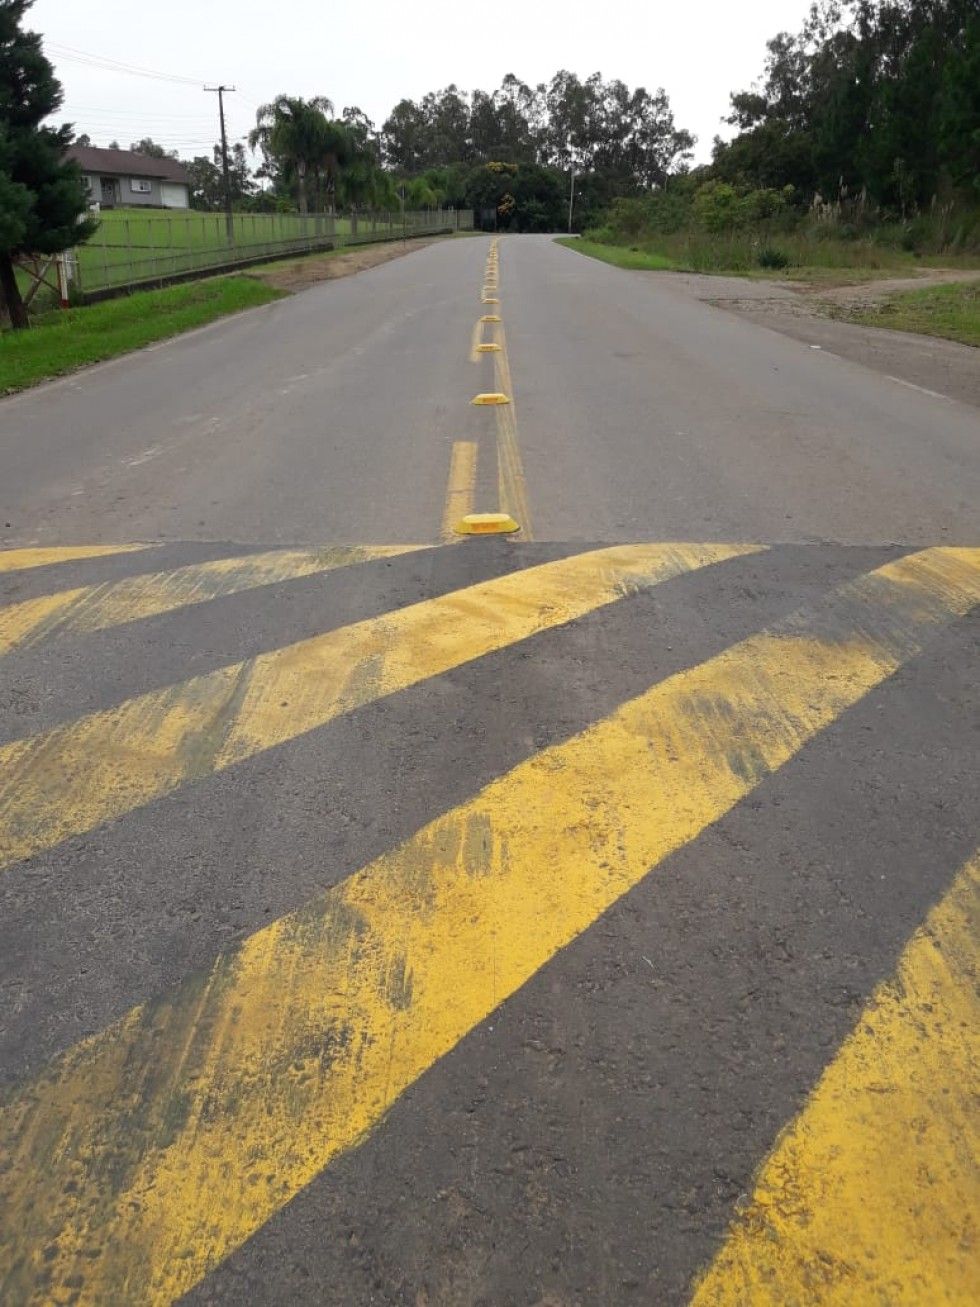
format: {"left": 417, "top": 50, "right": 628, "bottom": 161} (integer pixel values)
{"left": 315, "top": 119, "right": 353, "bottom": 213}
{"left": 249, "top": 95, "right": 335, "bottom": 214}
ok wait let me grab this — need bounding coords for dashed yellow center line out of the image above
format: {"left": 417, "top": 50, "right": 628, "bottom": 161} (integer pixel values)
{"left": 0, "top": 548, "right": 975, "bottom": 1305}
{"left": 492, "top": 316, "right": 533, "bottom": 537}
{"left": 691, "top": 847, "right": 980, "bottom": 1307}
{"left": 0, "top": 545, "right": 420, "bottom": 656}
{"left": 0, "top": 542, "right": 755, "bottom": 872}
{"left": 455, "top": 236, "right": 532, "bottom": 539}
{"left": 0, "top": 543, "right": 153, "bottom": 574}
{"left": 468, "top": 318, "right": 484, "bottom": 363}
{"left": 439, "top": 441, "right": 478, "bottom": 541}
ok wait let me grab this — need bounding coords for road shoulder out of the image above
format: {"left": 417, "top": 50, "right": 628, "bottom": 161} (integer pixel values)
{"left": 688, "top": 272, "right": 980, "bottom": 408}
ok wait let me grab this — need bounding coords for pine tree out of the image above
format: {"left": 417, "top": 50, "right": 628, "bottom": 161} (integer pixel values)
{"left": 0, "top": 0, "right": 95, "bottom": 328}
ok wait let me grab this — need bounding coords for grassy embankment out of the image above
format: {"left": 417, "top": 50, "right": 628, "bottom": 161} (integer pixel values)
{"left": 556, "top": 239, "right": 677, "bottom": 271}
{"left": 0, "top": 275, "right": 284, "bottom": 394}
{"left": 831, "top": 281, "right": 980, "bottom": 347}
{"left": 559, "top": 232, "right": 980, "bottom": 279}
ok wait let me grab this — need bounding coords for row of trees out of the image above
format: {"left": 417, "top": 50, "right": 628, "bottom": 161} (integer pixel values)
{"left": 169, "top": 4, "right": 976, "bottom": 225}
{"left": 710, "top": 0, "right": 979, "bottom": 211}
{"left": 166, "top": 74, "right": 694, "bottom": 224}
{"left": 381, "top": 72, "right": 694, "bottom": 188}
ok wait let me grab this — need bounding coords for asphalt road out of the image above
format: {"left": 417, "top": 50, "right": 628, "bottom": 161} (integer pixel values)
{"left": 0, "top": 235, "right": 977, "bottom": 1305}
{"left": 2, "top": 234, "right": 978, "bottom": 545}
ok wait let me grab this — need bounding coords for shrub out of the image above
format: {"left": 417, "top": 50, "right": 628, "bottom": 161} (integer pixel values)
{"left": 758, "top": 247, "right": 790, "bottom": 269}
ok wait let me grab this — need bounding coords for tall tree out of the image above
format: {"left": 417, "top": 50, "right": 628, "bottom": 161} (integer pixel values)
{"left": 938, "top": 12, "right": 980, "bottom": 194}
{"left": 714, "top": 0, "right": 980, "bottom": 208}
{"left": 249, "top": 95, "right": 335, "bottom": 214}
{"left": 0, "top": 0, "right": 95, "bottom": 328}
{"left": 382, "top": 98, "right": 431, "bottom": 172}
{"left": 185, "top": 153, "right": 223, "bottom": 210}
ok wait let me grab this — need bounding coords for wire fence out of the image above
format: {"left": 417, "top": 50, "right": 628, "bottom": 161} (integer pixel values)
{"left": 66, "top": 208, "right": 475, "bottom": 298}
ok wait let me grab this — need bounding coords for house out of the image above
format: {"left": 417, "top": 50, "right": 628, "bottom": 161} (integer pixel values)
{"left": 66, "top": 145, "right": 191, "bottom": 210}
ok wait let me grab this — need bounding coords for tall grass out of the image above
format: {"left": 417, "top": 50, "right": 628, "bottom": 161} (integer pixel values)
{"left": 586, "top": 189, "right": 980, "bottom": 275}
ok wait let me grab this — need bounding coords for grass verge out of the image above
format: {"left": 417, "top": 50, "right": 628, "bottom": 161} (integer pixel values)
{"left": 831, "top": 280, "right": 979, "bottom": 347}
{"left": 0, "top": 275, "right": 285, "bottom": 394}
{"left": 556, "top": 237, "right": 676, "bottom": 271}
{"left": 562, "top": 230, "right": 980, "bottom": 284}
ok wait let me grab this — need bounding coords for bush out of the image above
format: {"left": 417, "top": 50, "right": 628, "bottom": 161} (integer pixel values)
{"left": 758, "top": 246, "right": 790, "bottom": 269}
{"left": 693, "top": 181, "right": 744, "bottom": 232}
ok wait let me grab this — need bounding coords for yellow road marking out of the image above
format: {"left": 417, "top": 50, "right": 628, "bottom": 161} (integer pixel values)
{"left": 493, "top": 318, "right": 533, "bottom": 538}
{"left": 0, "top": 543, "right": 754, "bottom": 872}
{"left": 1, "top": 548, "right": 975, "bottom": 1305}
{"left": 0, "top": 543, "right": 151, "bottom": 574}
{"left": 690, "top": 848, "right": 980, "bottom": 1306}
{"left": 0, "top": 546, "right": 419, "bottom": 656}
{"left": 468, "top": 318, "right": 484, "bottom": 363}
{"left": 439, "top": 441, "right": 478, "bottom": 541}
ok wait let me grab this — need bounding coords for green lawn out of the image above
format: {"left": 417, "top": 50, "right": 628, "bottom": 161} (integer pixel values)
{"left": 71, "top": 208, "right": 452, "bottom": 295}
{"left": 834, "top": 280, "right": 980, "bottom": 347}
{"left": 0, "top": 275, "right": 285, "bottom": 394}
{"left": 555, "top": 237, "right": 676, "bottom": 271}
{"left": 14, "top": 208, "right": 464, "bottom": 305}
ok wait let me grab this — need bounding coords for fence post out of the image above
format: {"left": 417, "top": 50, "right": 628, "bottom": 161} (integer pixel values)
{"left": 65, "top": 247, "right": 81, "bottom": 301}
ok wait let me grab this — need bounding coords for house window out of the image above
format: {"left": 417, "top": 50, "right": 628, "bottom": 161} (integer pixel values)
{"left": 130, "top": 178, "right": 153, "bottom": 194}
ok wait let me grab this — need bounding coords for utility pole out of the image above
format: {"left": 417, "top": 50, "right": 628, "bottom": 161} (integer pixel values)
{"left": 205, "top": 84, "right": 236, "bottom": 244}
{"left": 567, "top": 153, "right": 576, "bottom": 234}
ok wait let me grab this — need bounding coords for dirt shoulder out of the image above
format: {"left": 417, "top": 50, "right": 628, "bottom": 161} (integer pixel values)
{"left": 680, "top": 269, "right": 980, "bottom": 409}
{"left": 247, "top": 236, "right": 450, "bottom": 293}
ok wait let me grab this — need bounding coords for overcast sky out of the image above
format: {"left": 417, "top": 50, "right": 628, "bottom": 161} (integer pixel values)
{"left": 34, "top": 0, "right": 808, "bottom": 165}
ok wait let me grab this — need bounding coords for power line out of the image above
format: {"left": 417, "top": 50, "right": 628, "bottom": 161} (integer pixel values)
{"left": 46, "top": 42, "right": 204, "bottom": 87}
{"left": 61, "top": 104, "right": 221, "bottom": 122}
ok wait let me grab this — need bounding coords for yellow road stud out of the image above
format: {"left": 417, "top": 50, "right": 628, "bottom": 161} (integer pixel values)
{"left": 480, "top": 314, "right": 501, "bottom": 323}
{"left": 476, "top": 342, "right": 502, "bottom": 352}
{"left": 454, "top": 512, "right": 520, "bottom": 535}
{"left": 471, "top": 392, "right": 510, "bottom": 405}
{"left": 481, "top": 297, "right": 500, "bottom": 304}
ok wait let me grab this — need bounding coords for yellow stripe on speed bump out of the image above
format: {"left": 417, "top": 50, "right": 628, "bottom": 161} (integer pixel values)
{"left": 0, "top": 542, "right": 755, "bottom": 872}
{"left": 0, "top": 543, "right": 152, "bottom": 574}
{"left": 0, "top": 548, "right": 976, "bottom": 1305}
{"left": 0, "top": 545, "right": 420, "bottom": 656}
{"left": 691, "top": 848, "right": 980, "bottom": 1307}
